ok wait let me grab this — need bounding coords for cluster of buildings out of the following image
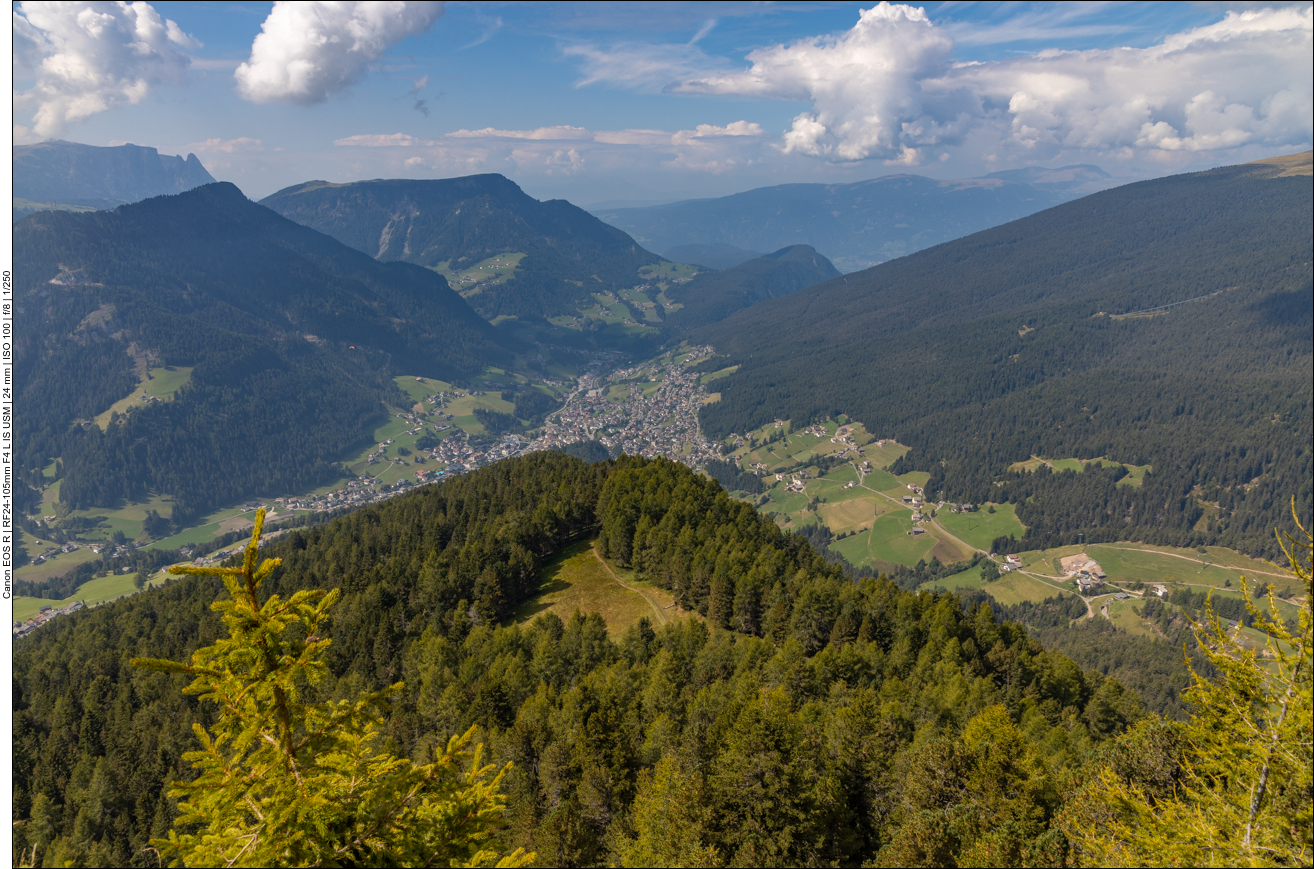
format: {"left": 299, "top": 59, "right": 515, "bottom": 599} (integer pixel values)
{"left": 28, "top": 541, "right": 81, "bottom": 566}
{"left": 13, "top": 601, "right": 84, "bottom": 638}
{"left": 531, "top": 347, "right": 722, "bottom": 468}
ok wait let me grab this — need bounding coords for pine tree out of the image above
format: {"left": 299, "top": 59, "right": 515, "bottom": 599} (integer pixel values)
{"left": 1064, "top": 504, "right": 1313, "bottom": 866}
{"left": 132, "top": 509, "right": 534, "bottom": 868}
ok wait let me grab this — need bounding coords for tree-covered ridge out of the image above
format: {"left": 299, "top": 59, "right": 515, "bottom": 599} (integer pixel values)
{"left": 15, "top": 453, "right": 1152, "bottom": 867}
{"left": 261, "top": 175, "right": 663, "bottom": 319}
{"left": 698, "top": 162, "right": 1313, "bottom": 559}
{"left": 13, "top": 183, "right": 511, "bottom": 521}
{"left": 661, "top": 244, "right": 841, "bottom": 334}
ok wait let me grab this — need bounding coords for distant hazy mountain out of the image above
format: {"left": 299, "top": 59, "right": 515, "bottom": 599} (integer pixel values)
{"left": 594, "top": 166, "right": 1113, "bottom": 273}
{"left": 663, "top": 243, "right": 765, "bottom": 270}
{"left": 664, "top": 245, "right": 840, "bottom": 333}
{"left": 14, "top": 182, "right": 507, "bottom": 521}
{"left": 261, "top": 175, "right": 661, "bottom": 319}
{"left": 12, "top": 139, "right": 215, "bottom": 219}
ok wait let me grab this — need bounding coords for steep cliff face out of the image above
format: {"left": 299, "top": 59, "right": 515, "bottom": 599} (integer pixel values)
{"left": 262, "top": 175, "right": 661, "bottom": 318}
{"left": 13, "top": 139, "right": 216, "bottom": 216}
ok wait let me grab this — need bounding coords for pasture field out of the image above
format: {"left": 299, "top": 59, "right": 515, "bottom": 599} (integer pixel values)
{"left": 12, "top": 572, "right": 166, "bottom": 623}
{"left": 14, "top": 542, "right": 101, "bottom": 584}
{"left": 837, "top": 513, "right": 935, "bottom": 567}
{"left": 1087, "top": 543, "right": 1303, "bottom": 598}
{"left": 980, "top": 573, "right": 1072, "bottom": 606}
{"left": 936, "top": 504, "right": 1026, "bottom": 552}
{"left": 62, "top": 493, "right": 178, "bottom": 541}
{"left": 509, "top": 540, "right": 687, "bottom": 637}
{"left": 723, "top": 418, "right": 967, "bottom": 569}
{"left": 434, "top": 252, "right": 525, "bottom": 297}
{"left": 39, "top": 480, "right": 61, "bottom": 517}
{"left": 700, "top": 366, "right": 739, "bottom": 386}
{"left": 92, "top": 366, "right": 193, "bottom": 430}
{"left": 639, "top": 261, "right": 701, "bottom": 289}
{"left": 1103, "top": 596, "right": 1160, "bottom": 638}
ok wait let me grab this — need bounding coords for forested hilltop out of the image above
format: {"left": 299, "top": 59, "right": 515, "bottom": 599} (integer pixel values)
{"left": 15, "top": 453, "right": 1165, "bottom": 867}
{"left": 261, "top": 175, "right": 662, "bottom": 319}
{"left": 661, "top": 244, "right": 840, "bottom": 334}
{"left": 697, "top": 155, "right": 1314, "bottom": 559}
{"left": 13, "top": 183, "right": 510, "bottom": 524}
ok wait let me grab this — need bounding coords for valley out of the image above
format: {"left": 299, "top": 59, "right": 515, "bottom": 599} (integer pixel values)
{"left": 16, "top": 333, "right": 1306, "bottom": 654}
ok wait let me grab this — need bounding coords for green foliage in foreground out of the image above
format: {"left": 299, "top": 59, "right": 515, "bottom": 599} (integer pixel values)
{"left": 130, "top": 510, "right": 531, "bottom": 867}
{"left": 1064, "top": 511, "right": 1313, "bottom": 866}
{"left": 11, "top": 453, "right": 1311, "bottom": 867}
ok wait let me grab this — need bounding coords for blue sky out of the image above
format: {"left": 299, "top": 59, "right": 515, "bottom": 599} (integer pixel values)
{"left": 13, "top": 2, "right": 1313, "bottom": 204}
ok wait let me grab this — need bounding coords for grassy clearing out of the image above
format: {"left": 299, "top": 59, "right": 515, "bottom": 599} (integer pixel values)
{"left": 509, "top": 540, "right": 684, "bottom": 637}
{"left": 1087, "top": 543, "right": 1303, "bottom": 597}
{"left": 92, "top": 366, "right": 192, "bottom": 430}
{"left": 700, "top": 366, "right": 739, "bottom": 386}
{"left": 936, "top": 504, "right": 1025, "bottom": 552}
{"left": 1007, "top": 455, "right": 1152, "bottom": 488}
{"left": 1103, "top": 596, "right": 1160, "bottom": 637}
{"left": 434, "top": 252, "right": 525, "bottom": 297}
{"left": 977, "top": 573, "right": 1067, "bottom": 606}
{"left": 14, "top": 543, "right": 101, "bottom": 584}
{"left": 12, "top": 572, "right": 164, "bottom": 623}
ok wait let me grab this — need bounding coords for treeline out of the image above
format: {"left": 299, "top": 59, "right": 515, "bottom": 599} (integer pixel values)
{"left": 704, "top": 457, "right": 765, "bottom": 494}
{"left": 15, "top": 453, "right": 1153, "bottom": 867}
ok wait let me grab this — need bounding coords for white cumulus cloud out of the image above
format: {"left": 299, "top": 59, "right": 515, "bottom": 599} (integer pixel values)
{"left": 955, "top": 5, "right": 1314, "bottom": 156}
{"left": 671, "top": 3, "right": 956, "bottom": 162}
{"left": 13, "top": 1, "right": 199, "bottom": 137}
{"left": 235, "top": 1, "right": 444, "bottom": 104}
{"left": 622, "top": 1, "right": 1312, "bottom": 163}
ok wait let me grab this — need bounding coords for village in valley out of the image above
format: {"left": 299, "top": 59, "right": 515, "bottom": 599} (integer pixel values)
{"left": 15, "top": 344, "right": 1304, "bottom": 648}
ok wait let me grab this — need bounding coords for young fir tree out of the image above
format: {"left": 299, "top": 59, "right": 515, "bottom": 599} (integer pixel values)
{"left": 132, "top": 509, "right": 534, "bottom": 868}
{"left": 1064, "top": 505, "right": 1313, "bottom": 866}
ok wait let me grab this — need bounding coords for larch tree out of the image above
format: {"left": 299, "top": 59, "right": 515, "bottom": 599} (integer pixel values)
{"left": 1064, "top": 504, "right": 1312, "bottom": 867}
{"left": 132, "top": 509, "right": 534, "bottom": 868}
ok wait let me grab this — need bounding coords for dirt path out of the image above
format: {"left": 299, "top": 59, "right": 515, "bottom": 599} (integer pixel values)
{"left": 1089, "top": 543, "right": 1292, "bottom": 580}
{"left": 592, "top": 543, "right": 669, "bottom": 626}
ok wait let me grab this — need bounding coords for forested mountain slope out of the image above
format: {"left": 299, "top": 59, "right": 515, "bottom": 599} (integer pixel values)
{"left": 13, "top": 183, "right": 509, "bottom": 522}
{"left": 595, "top": 167, "right": 1110, "bottom": 273}
{"left": 13, "top": 454, "right": 1150, "bottom": 867}
{"left": 13, "top": 140, "right": 215, "bottom": 218}
{"left": 662, "top": 241, "right": 765, "bottom": 269}
{"left": 663, "top": 244, "right": 841, "bottom": 333}
{"left": 697, "top": 157, "right": 1313, "bottom": 558}
{"left": 261, "top": 175, "right": 661, "bottom": 319}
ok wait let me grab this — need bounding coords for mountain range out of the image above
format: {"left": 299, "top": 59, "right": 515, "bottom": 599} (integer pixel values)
{"left": 594, "top": 166, "right": 1113, "bottom": 272}
{"left": 12, "top": 139, "right": 215, "bottom": 220}
{"left": 14, "top": 182, "right": 507, "bottom": 522}
{"left": 261, "top": 175, "right": 661, "bottom": 319}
